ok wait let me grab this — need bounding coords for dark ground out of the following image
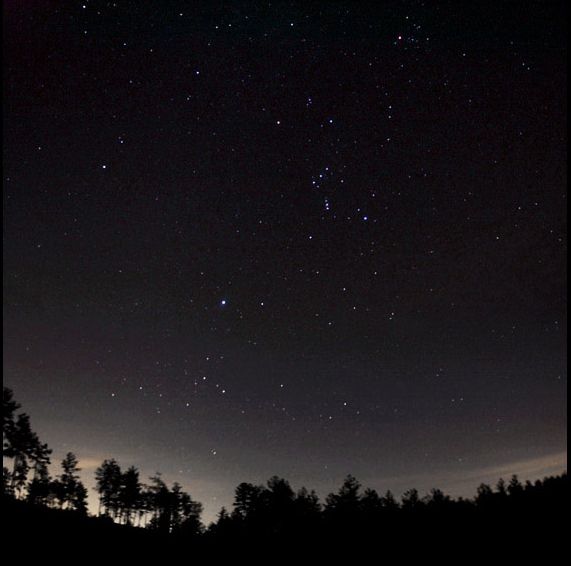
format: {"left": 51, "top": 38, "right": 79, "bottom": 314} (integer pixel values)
{"left": 4, "top": 489, "right": 566, "bottom": 563}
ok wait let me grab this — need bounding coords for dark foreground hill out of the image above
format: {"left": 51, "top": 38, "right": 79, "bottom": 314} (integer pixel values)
{"left": 4, "top": 386, "right": 566, "bottom": 561}
{"left": 5, "top": 475, "right": 567, "bottom": 564}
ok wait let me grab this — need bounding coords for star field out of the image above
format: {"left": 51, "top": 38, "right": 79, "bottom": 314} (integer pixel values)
{"left": 3, "top": 1, "right": 567, "bottom": 523}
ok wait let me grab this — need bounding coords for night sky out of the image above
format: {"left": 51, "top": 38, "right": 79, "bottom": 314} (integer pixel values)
{"left": 3, "top": 1, "right": 567, "bottom": 523}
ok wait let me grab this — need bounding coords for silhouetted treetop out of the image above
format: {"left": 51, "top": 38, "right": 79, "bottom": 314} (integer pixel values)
{"left": 2, "top": 387, "right": 568, "bottom": 550}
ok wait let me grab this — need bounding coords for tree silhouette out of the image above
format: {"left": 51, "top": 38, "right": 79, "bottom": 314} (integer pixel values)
{"left": 147, "top": 473, "right": 172, "bottom": 533}
{"left": 57, "top": 452, "right": 87, "bottom": 513}
{"left": 2, "top": 389, "right": 50, "bottom": 499}
{"left": 169, "top": 482, "right": 186, "bottom": 531}
{"left": 170, "top": 482, "right": 203, "bottom": 537}
{"left": 31, "top": 442, "right": 52, "bottom": 478}
{"left": 3, "top": 467, "right": 13, "bottom": 497}
{"left": 3, "top": 387, "right": 20, "bottom": 430}
{"left": 401, "top": 487, "right": 422, "bottom": 512}
{"left": 2, "top": 386, "right": 568, "bottom": 552}
{"left": 325, "top": 474, "right": 362, "bottom": 516}
{"left": 120, "top": 466, "right": 142, "bottom": 525}
{"left": 12, "top": 457, "right": 31, "bottom": 498}
{"left": 476, "top": 483, "right": 495, "bottom": 508}
{"left": 138, "top": 483, "right": 155, "bottom": 528}
{"left": 232, "top": 482, "right": 265, "bottom": 521}
{"left": 380, "top": 489, "right": 399, "bottom": 510}
{"left": 95, "top": 458, "right": 123, "bottom": 518}
{"left": 508, "top": 474, "right": 524, "bottom": 497}
{"left": 424, "top": 488, "right": 452, "bottom": 512}
{"left": 208, "top": 507, "right": 233, "bottom": 539}
{"left": 27, "top": 462, "right": 52, "bottom": 506}
{"left": 4, "top": 414, "right": 38, "bottom": 495}
{"left": 361, "top": 487, "right": 384, "bottom": 516}
{"left": 142, "top": 474, "right": 203, "bottom": 534}
{"left": 294, "top": 486, "right": 321, "bottom": 517}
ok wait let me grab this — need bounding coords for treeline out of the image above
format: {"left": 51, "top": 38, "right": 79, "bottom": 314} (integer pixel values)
{"left": 3, "top": 387, "right": 567, "bottom": 544}
{"left": 93, "top": 460, "right": 202, "bottom": 535}
{"left": 203, "top": 470, "right": 567, "bottom": 546}
{"left": 3, "top": 387, "right": 87, "bottom": 512}
{"left": 3, "top": 387, "right": 201, "bottom": 536}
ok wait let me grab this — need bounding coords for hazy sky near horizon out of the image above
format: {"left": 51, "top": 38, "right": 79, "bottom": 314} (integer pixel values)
{"left": 4, "top": 1, "right": 566, "bottom": 523}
